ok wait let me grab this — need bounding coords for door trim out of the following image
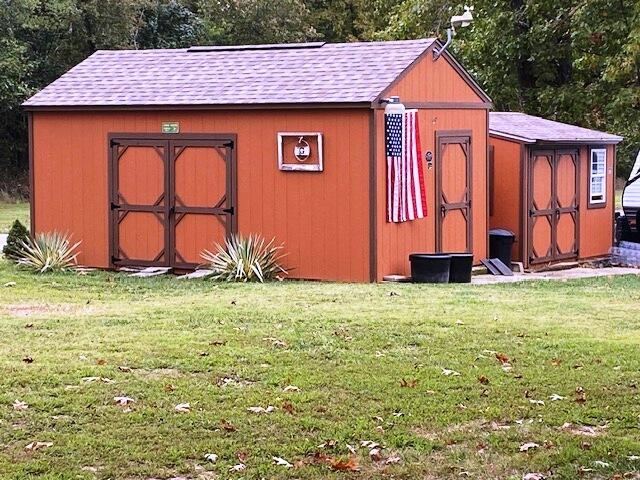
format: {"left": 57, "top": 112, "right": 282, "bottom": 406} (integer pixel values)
{"left": 108, "top": 133, "right": 237, "bottom": 270}
{"left": 435, "top": 130, "right": 473, "bottom": 253}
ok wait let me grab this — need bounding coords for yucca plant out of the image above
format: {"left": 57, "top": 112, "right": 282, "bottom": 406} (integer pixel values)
{"left": 17, "top": 232, "right": 81, "bottom": 273}
{"left": 201, "top": 234, "right": 287, "bottom": 282}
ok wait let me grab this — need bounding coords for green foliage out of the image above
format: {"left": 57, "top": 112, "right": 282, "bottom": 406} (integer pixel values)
{"left": 17, "top": 231, "right": 81, "bottom": 273}
{"left": 201, "top": 234, "right": 287, "bottom": 282}
{"left": 2, "top": 219, "right": 29, "bottom": 260}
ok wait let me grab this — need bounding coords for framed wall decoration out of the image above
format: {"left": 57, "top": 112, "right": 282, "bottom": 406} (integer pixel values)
{"left": 277, "top": 132, "right": 323, "bottom": 171}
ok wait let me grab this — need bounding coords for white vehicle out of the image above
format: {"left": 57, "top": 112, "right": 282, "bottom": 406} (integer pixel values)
{"left": 622, "top": 150, "right": 640, "bottom": 218}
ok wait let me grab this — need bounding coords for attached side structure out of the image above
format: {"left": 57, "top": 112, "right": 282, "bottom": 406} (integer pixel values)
{"left": 24, "top": 39, "right": 492, "bottom": 282}
{"left": 489, "top": 112, "right": 623, "bottom": 268}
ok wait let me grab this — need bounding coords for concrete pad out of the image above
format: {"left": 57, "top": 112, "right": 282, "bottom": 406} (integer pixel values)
{"left": 472, "top": 266, "right": 640, "bottom": 285}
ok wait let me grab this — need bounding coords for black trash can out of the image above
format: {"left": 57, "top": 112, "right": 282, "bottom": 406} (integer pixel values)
{"left": 449, "top": 253, "right": 473, "bottom": 283}
{"left": 409, "top": 254, "right": 451, "bottom": 283}
{"left": 489, "top": 228, "right": 515, "bottom": 268}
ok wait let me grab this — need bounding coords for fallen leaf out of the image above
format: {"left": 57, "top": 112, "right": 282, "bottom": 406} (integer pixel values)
{"left": 575, "top": 387, "right": 587, "bottom": 404}
{"left": 118, "top": 366, "right": 132, "bottom": 373}
{"left": 549, "top": 394, "right": 565, "bottom": 401}
{"left": 283, "top": 385, "right": 300, "bottom": 392}
{"left": 272, "top": 456, "right": 293, "bottom": 468}
{"left": 247, "top": 405, "right": 275, "bottom": 414}
{"left": 330, "top": 456, "right": 360, "bottom": 472}
{"left": 198, "top": 351, "right": 209, "bottom": 357}
{"left": 346, "top": 443, "right": 357, "bottom": 455}
{"left": 22, "top": 356, "right": 34, "bottom": 364}
{"left": 12, "top": 400, "right": 28, "bottom": 411}
{"left": 400, "top": 378, "right": 418, "bottom": 388}
{"left": 229, "top": 463, "right": 246, "bottom": 472}
{"left": 628, "top": 455, "right": 640, "bottom": 461}
{"left": 209, "top": 339, "right": 227, "bottom": 346}
{"left": 369, "top": 448, "right": 382, "bottom": 461}
{"left": 478, "top": 375, "right": 490, "bottom": 385}
{"left": 456, "top": 320, "right": 464, "bottom": 325}
{"left": 523, "top": 474, "right": 546, "bottom": 480}
{"left": 594, "top": 460, "right": 610, "bottom": 468}
{"left": 164, "top": 384, "right": 176, "bottom": 392}
{"left": 442, "top": 368, "right": 461, "bottom": 376}
{"left": 25, "top": 441, "right": 53, "bottom": 452}
{"left": 560, "top": 423, "right": 607, "bottom": 437}
{"left": 4, "top": 282, "right": 16, "bottom": 287}
{"left": 113, "top": 396, "right": 135, "bottom": 406}
{"left": 385, "top": 454, "right": 401, "bottom": 465}
{"left": 175, "top": 403, "right": 191, "bottom": 413}
{"left": 495, "top": 352, "right": 509, "bottom": 364}
{"left": 520, "top": 442, "right": 539, "bottom": 452}
{"left": 219, "top": 419, "right": 237, "bottom": 432}
{"left": 25, "top": 323, "right": 33, "bottom": 329}
{"left": 263, "top": 337, "right": 287, "bottom": 348}
{"left": 96, "top": 358, "right": 107, "bottom": 365}
{"left": 282, "top": 400, "right": 295, "bottom": 415}
{"left": 204, "top": 453, "right": 218, "bottom": 463}
{"left": 388, "top": 291, "right": 400, "bottom": 296}
{"left": 551, "top": 358, "right": 562, "bottom": 366}
{"left": 236, "top": 451, "right": 248, "bottom": 462}
{"left": 529, "top": 399, "right": 545, "bottom": 406}
{"left": 82, "top": 376, "right": 115, "bottom": 384}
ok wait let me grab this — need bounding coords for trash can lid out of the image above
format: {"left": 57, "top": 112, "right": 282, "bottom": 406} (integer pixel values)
{"left": 489, "top": 228, "right": 515, "bottom": 237}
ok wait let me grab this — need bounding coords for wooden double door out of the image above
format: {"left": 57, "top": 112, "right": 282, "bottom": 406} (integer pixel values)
{"left": 109, "top": 134, "right": 236, "bottom": 269}
{"left": 527, "top": 149, "right": 579, "bottom": 265}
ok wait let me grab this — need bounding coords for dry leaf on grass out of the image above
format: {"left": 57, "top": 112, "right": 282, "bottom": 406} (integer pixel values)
{"left": 283, "top": 385, "right": 300, "bottom": 392}
{"left": 164, "top": 384, "right": 176, "bottom": 392}
{"left": 25, "top": 441, "right": 53, "bottom": 452}
{"left": 400, "top": 378, "right": 418, "bottom": 388}
{"left": 219, "top": 419, "right": 237, "bottom": 432}
{"left": 330, "top": 456, "right": 360, "bottom": 472}
{"left": 175, "top": 403, "right": 191, "bottom": 413}
{"left": 272, "top": 456, "right": 293, "bottom": 468}
{"left": 520, "top": 442, "right": 539, "bottom": 452}
{"left": 369, "top": 448, "right": 382, "bottom": 461}
{"left": 118, "top": 366, "right": 132, "bottom": 373}
{"left": 4, "top": 282, "right": 16, "bottom": 287}
{"left": 560, "top": 423, "right": 607, "bottom": 437}
{"left": 495, "top": 352, "right": 510, "bottom": 364}
{"left": 529, "top": 399, "right": 545, "bottom": 406}
{"left": 263, "top": 337, "right": 287, "bottom": 348}
{"left": 83, "top": 376, "right": 115, "bottom": 384}
{"left": 22, "top": 356, "right": 34, "bottom": 364}
{"left": 282, "top": 400, "right": 295, "bottom": 415}
{"left": 203, "top": 453, "right": 218, "bottom": 463}
{"left": 385, "top": 455, "right": 401, "bottom": 465}
{"left": 442, "top": 368, "right": 461, "bottom": 376}
{"left": 247, "top": 405, "right": 275, "bottom": 414}
{"left": 478, "top": 375, "right": 490, "bottom": 384}
{"left": 96, "top": 358, "right": 107, "bottom": 365}
{"left": 594, "top": 460, "right": 610, "bottom": 468}
{"left": 549, "top": 394, "right": 565, "bottom": 401}
{"left": 12, "top": 400, "right": 28, "bottom": 411}
{"left": 229, "top": 463, "right": 246, "bottom": 472}
{"left": 523, "top": 474, "right": 546, "bottom": 480}
{"left": 113, "top": 396, "right": 135, "bottom": 406}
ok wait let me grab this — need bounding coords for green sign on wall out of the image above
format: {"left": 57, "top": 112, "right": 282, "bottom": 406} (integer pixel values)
{"left": 162, "top": 122, "right": 180, "bottom": 134}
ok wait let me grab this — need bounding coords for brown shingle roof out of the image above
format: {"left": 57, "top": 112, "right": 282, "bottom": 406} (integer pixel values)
{"left": 23, "top": 39, "right": 437, "bottom": 108}
{"left": 490, "top": 112, "right": 623, "bottom": 144}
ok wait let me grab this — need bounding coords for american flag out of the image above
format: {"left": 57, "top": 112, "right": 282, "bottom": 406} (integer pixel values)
{"left": 385, "top": 109, "right": 427, "bottom": 223}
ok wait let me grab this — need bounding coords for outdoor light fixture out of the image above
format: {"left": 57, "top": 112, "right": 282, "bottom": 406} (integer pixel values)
{"left": 433, "top": 5, "right": 474, "bottom": 60}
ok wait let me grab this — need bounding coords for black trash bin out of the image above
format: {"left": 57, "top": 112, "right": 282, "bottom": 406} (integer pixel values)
{"left": 409, "top": 254, "right": 451, "bottom": 283}
{"left": 449, "top": 253, "right": 473, "bottom": 283}
{"left": 489, "top": 228, "right": 515, "bottom": 268}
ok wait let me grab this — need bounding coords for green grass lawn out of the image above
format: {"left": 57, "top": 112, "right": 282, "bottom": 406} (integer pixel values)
{"left": 0, "top": 202, "right": 29, "bottom": 233}
{"left": 1, "top": 261, "right": 640, "bottom": 479}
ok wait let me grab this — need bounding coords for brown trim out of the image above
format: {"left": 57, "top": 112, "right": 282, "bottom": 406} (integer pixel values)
{"left": 488, "top": 146, "right": 494, "bottom": 217}
{"left": 435, "top": 130, "right": 473, "bottom": 253}
{"left": 28, "top": 112, "right": 35, "bottom": 235}
{"left": 587, "top": 145, "right": 608, "bottom": 210}
{"left": 374, "top": 101, "right": 492, "bottom": 110}
{"left": 108, "top": 133, "right": 237, "bottom": 270}
{"left": 24, "top": 102, "right": 371, "bottom": 112}
{"left": 519, "top": 144, "right": 527, "bottom": 265}
{"left": 612, "top": 145, "right": 617, "bottom": 247}
{"left": 486, "top": 112, "right": 491, "bottom": 259}
{"left": 368, "top": 110, "right": 378, "bottom": 282}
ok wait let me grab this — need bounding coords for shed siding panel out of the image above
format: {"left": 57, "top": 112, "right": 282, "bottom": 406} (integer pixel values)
{"left": 375, "top": 108, "right": 488, "bottom": 279}
{"left": 489, "top": 136, "right": 523, "bottom": 259}
{"left": 32, "top": 109, "right": 370, "bottom": 282}
{"left": 579, "top": 144, "right": 615, "bottom": 259}
{"left": 385, "top": 50, "right": 484, "bottom": 103}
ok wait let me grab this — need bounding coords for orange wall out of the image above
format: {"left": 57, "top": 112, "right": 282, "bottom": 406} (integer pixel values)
{"left": 374, "top": 108, "right": 488, "bottom": 279}
{"left": 489, "top": 137, "right": 615, "bottom": 264}
{"left": 32, "top": 109, "right": 371, "bottom": 282}
{"left": 386, "top": 49, "right": 485, "bottom": 103}
{"left": 578, "top": 144, "right": 615, "bottom": 259}
{"left": 488, "top": 136, "right": 523, "bottom": 259}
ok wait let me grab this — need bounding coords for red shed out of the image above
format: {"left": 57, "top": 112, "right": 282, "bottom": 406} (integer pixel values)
{"left": 24, "top": 39, "right": 492, "bottom": 282}
{"left": 489, "top": 112, "right": 623, "bottom": 269}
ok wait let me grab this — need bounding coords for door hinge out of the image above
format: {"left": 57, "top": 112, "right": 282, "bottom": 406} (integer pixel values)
{"left": 224, "top": 141, "right": 234, "bottom": 148}
{"left": 223, "top": 207, "right": 234, "bottom": 215}
{"left": 110, "top": 202, "right": 120, "bottom": 210}
{"left": 111, "top": 255, "right": 120, "bottom": 264}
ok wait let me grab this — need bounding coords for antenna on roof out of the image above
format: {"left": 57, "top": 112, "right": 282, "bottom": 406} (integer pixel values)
{"left": 433, "top": 6, "right": 474, "bottom": 60}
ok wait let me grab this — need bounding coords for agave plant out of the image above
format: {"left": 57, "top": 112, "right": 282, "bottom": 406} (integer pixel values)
{"left": 201, "top": 234, "right": 287, "bottom": 282}
{"left": 17, "top": 232, "right": 81, "bottom": 273}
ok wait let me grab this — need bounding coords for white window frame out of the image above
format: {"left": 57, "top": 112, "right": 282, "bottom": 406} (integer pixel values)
{"left": 589, "top": 147, "right": 607, "bottom": 206}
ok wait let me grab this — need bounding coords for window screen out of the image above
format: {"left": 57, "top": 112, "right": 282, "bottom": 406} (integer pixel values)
{"left": 589, "top": 148, "right": 606, "bottom": 204}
